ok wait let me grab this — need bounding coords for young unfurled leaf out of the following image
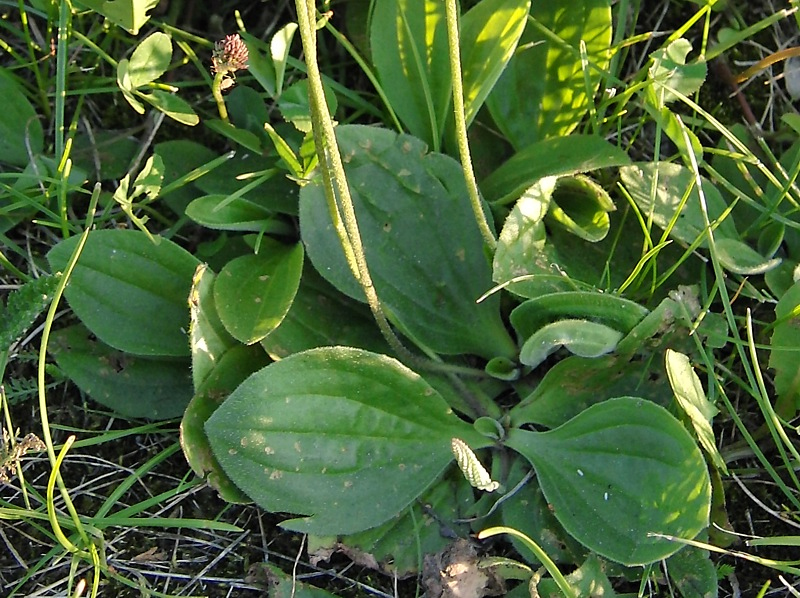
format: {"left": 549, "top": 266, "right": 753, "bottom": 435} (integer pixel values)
{"left": 665, "top": 349, "right": 727, "bottom": 473}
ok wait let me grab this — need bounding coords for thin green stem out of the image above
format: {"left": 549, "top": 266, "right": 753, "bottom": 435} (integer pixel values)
{"left": 444, "top": 0, "right": 496, "bottom": 251}
{"left": 38, "top": 184, "right": 100, "bottom": 556}
{"left": 211, "top": 72, "right": 230, "bottom": 122}
{"left": 54, "top": 0, "right": 72, "bottom": 164}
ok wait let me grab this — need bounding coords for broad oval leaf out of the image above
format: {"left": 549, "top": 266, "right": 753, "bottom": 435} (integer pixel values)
{"left": 260, "top": 266, "right": 388, "bottom": 360}
{"left": 510, "top": 355, "right": 673, "bottom": 428}
{"left": 519, "top": 319, "right": 623, "bottom": 369}
{"left": 127, "top": 32, "right": 172, "bottom": 88}
{"left": 50, "top": 325, "right": 192, "bottom": 419}
{"left": 325, "top": 473, "right": 476, "bottom": 577}
{"left": 47, "top": 229, "right": 200, "bottom": 356}
{"left": 506, "top": 397, "right": 711, "bottom": 566}
{"left": 189, "top": 264, "right": 237, "bottom": 390}
{"left": 300, "top": 125, "right": 516, "bottom": 359}
{"left": 485, "top": 0, "right": 612, "bottom": 147}
{"left": 181, "top": 344, "right": 270, "bottom": 503}
{"left": 545, "top": 174, "right": 615, "bottom": 242}
{"left": 205, "top": 346, "right": 485, "bottom": 535}
{"left": 213, "top": 241, "right": 304, "bottom": 345}
{"left": 186, "top": 194, "right": 274, "bottom": 231}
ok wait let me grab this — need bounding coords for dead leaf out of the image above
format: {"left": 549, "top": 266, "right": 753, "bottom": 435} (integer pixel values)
{"left": 422, "top": 538, "right": 504, "bottom": 598}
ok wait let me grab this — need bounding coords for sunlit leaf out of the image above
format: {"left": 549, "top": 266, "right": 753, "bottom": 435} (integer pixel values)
{"left": 206, "top": 346, "right": 486, "bottom": 535}
{"left": 506, "top": 397, "right": 711, "bottom": 566}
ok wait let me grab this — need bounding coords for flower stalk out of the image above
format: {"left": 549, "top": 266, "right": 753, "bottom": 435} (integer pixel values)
{"left": 210, "top": 33, "right": 249, "bottom": 123}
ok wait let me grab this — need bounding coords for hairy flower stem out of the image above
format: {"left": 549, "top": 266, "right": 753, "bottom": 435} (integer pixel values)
{"left": 444, "top": 0, "right": 497, "bottom": 251}
{"left": 294, "top": 0, "right": 493, "bottom": 408}
{"left": 294, "top": 0, "right": 409, "bottom": 359}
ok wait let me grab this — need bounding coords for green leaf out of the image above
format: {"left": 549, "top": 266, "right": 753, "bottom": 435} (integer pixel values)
{"left": 278, "top": 79, "right": 337, "bottom": 133}
{"left": 260, "top": 265, "right": 388, "bottom": 360}
{"left": 768, "top": 280, "right": 800, "bottom": 415}
{"left": 240, "top": 33, "right": 276, "bottom": 97}
{"left": 648, "top": 39, "right": 707, "bottom": 108}
{"left": 0, "top": 68, "right": 44, "bottom": 166}
{"left": 186, "top": 194, "right": 274, "bottom": 232}
{"left": 205, "top": 120, "right": 263, "bottom": 153}
{"left": 486, "top": 0, "right": 612, "bottom": 147}
{"left": 545, "top": 175, "right": 615, "bottom": 242}
{"left": 50, "top": 325, "right": 192, "bottom": 419}
{"left": 264, "top": 122, "right": 303, "bottom": 176}
{"left": 518, "top": 319, "right": 624, "bottom": 369}
{"left": 620, "top": 162, "right": 737, "bottom": 248}
{"left": 75, "top": 0, "right": 159, "bottom": 34}
{"left": 300, "top": 125, "right": 516, "bottom": 359}
{"left": 481, "top": 135, "right": 630, "bottom": 205}
{"left": 665, "top": 546, "right": 718, "bottom": 598}
{"left": 714, "top": 237, "right": 781, "bottom": 275}
{"left": 500, "top": 460, "right": 587, "bottom": 565}
{"left": 665, "top": 349, "right": 726, "bottom": 474}
{"left": 141, "top": 89, "right": 200, "bottom": 126}
{"left": 213, "top": 241, "right": 304, "bottom": 345}
{"left": 181, "top": 344, "right": 270, "bottom": 503}
{"left": 492, "top": 176, "right": 553, "bottom": 288}
{"left": 127, "top": 32, "right": 172, "bottom": 88}
{"left": 154, "top": 140, "right": 219, "bottom": 215}
{"left": 325, "top": 473, "right": 476, "bottom": 577}
{"left": 506, "top": 397, "right": 711, "bottom": 566}
{"left": 188, "top": 264, "right": 237, "bottom": 390}
{"left": 510, "top": 291, "right": 648, "bottom": 341}
{"left": 370, "top": 0, "right": 450, "bottom": 149}
{"left": 271, "top": 22, "right": 298, "bottom": 97}
{"left": 536, "top": 555, "right": 618, "bottom": 597}
{"left": 47, "top": 229, "right": 200, "bottom": 357}
{"left": 510, "top": 355, "right": 673, "bottom": 428}
{"left": 459, "top": 0, "right": 531, "bottom": 126}
{"left": 205, "top": 346, "right": 485, "bottom": 535}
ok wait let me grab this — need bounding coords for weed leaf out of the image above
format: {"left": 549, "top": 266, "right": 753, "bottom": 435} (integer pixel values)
{"left": 50, "top": 325, "right": 193, "bottom": 419}
{"left": 506, "top": 397, "right": 711, "bottom": 565}
{"left": 213, "top": 241, "right": 304, "bottom": 345}
{"left": 76, "top": 0, "right": 159, "bottom": 34}
{"left": 300, "top": 125, "right": 516, "bottom": 359}
{"left": 459, "top": 0, "right": 531, "bottom": 126}
{"left": 485, "top": 0, "right": 612, "bottom": 147}
{"left": 370, "top": 0, "right": 450, "bottom": 149}
{"left": 205, "top": 346, "right": 487, "bottom": 535}
{"left": 47, "top": 229, "right": 200, "bottom": 356}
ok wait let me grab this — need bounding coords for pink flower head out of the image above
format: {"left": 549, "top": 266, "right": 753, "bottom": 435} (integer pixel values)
{"left": 212, "top": 33, "right": 249, "bottom": 76}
